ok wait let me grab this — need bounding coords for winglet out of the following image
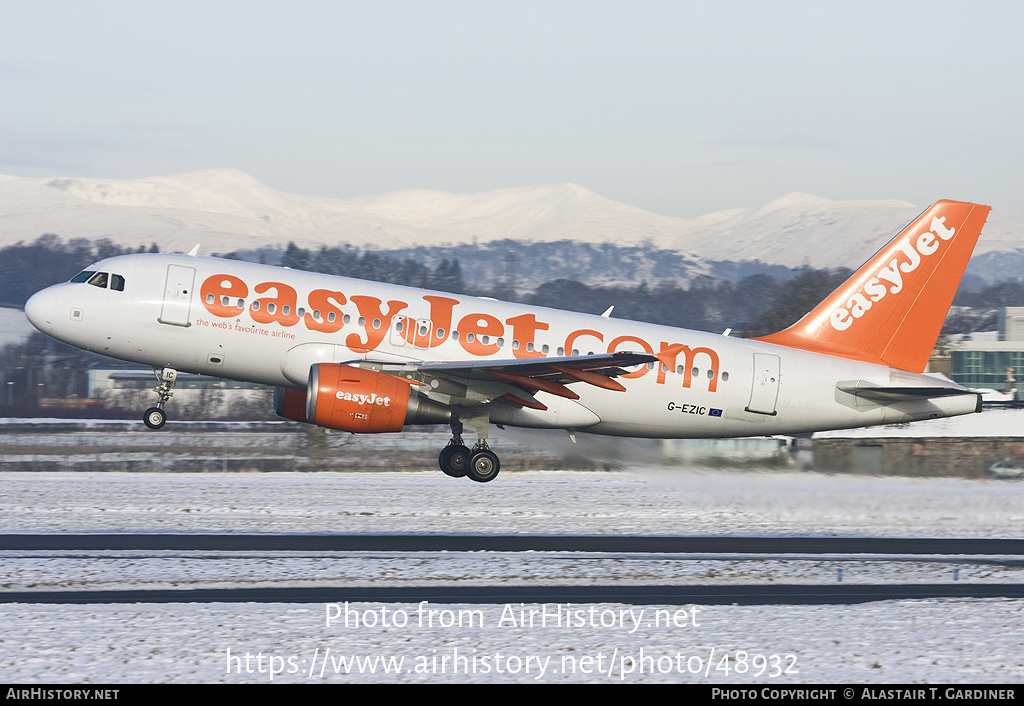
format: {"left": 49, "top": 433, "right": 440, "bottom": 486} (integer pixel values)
{"left": 753, "top": 200, "right": 990, "bottom": 373}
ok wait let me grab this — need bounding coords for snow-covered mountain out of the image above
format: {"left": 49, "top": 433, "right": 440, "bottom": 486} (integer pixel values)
{"left": 1, "top": 169, "right": 1020, "bottom": 270}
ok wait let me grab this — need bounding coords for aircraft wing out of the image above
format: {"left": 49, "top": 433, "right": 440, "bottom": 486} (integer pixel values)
{"left": 418, "top": 351, "right": 653, "bottom": 380}
{"left": 370, "top": 352, "right": 656, "bottom": 410}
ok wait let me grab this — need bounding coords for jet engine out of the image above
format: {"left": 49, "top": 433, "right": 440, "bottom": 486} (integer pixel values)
{"left": 305, "top": 363, "right": 450, "bottom": 433}
{"left": 273, "top": 386, "right": 309, "bottom": 424}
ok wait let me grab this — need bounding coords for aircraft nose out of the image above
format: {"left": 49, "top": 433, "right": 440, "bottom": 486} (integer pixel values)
{"left": 24, "top": 287, "right": 56, "bottom": 335}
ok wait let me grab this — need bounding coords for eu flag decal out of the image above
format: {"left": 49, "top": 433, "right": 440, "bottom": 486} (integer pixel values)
{"left": 709, "top": 408, "right": 723, "bottom": 417}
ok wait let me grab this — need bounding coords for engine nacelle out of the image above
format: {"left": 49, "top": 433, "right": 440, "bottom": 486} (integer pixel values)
{"left": 273, "top": 386, "right": 309, "bottom": 424}
{"left": 306, "top": 363, "right": 450, "bottom": 433}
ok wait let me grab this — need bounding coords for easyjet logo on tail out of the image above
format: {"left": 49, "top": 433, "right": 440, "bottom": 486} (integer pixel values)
{"left": 829, "top": 216, "right": 955, "bottom": 331}
{"left": 751, "top": 199, "right": 987, "bottom": 373}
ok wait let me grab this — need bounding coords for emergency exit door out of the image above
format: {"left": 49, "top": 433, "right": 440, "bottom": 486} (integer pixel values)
{"left": 746, "top": 353, "right": 780, "bottom": 415}
{"left": 158, "top": 265, "right": 195, "bottom": 327}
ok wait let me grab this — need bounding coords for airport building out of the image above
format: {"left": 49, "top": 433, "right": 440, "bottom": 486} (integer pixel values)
{"left": 812, "top": 407, "right": 1023, "bottom": 478}
{"left": 85, "top": 363, "right": 269, "bottom": 419}
{"left": 949, "top": 307, "right": 1024, "bottom": 395}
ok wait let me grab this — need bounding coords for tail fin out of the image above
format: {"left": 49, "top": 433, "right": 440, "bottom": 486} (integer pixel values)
{"left": 752, "top": 200, "right": 990, "bottom": 373}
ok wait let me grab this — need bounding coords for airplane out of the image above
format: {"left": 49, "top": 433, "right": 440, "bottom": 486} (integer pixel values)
{"left": 23, "top": 199, "right": 990, "bottom": 483}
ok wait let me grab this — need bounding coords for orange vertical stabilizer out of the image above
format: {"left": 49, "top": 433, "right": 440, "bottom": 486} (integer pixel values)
{"left": 752, "top": 200, "right": 990, "bottom": 373}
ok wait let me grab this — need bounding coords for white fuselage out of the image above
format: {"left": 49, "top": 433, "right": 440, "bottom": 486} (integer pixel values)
{"left": 25, "top": 253, "right": 979, "bottom": 437}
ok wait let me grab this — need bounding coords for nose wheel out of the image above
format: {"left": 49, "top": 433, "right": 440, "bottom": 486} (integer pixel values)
{"left": 142, "top": 368, "right": 178, "bottom": 431}
{"left": 143, "top": 407, "right": 167, "bottom": 430}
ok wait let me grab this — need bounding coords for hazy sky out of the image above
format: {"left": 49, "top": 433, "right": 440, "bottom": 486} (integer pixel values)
{"left": 1, "top": 1, "right": 1021, "bottom": 216}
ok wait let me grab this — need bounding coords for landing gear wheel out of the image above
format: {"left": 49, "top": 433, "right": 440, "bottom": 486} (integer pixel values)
{"left": 438, "top": 444, "right": 470, "bottom": 478}
{"left": 144, "top": 368, "right": 177, "bottom": 431}
{"left": 467, "top": 449, "right": 500, "bottom": 483}
{"left": 143, "top": 407, "right": 167, "bottom": 430}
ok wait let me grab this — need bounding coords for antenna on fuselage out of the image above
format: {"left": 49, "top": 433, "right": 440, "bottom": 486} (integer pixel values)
{"left": 187, "top": 244, "right": 200, "bottom": 257}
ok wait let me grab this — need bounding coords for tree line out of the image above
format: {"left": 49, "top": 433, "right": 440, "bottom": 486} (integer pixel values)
{"left": 4, "top": 234, "right": 1022, "bottom": 335}
{"left": 0, "top": 235, "right": 159, "bottom": 308}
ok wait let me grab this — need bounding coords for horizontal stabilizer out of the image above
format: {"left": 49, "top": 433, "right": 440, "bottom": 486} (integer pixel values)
{"left": 836, "top": 382, "right": 978, "bottom": 405}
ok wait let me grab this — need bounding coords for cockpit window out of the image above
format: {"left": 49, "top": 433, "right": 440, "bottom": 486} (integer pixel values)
{"left": 69, "top": 270, "right": 124, "bottom": 291}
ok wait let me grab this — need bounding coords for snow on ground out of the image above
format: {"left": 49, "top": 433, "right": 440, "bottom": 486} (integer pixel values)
{"left": 7, "top": 171, "right": 1023, "bottom": 269}
{"left": 3, "top": 600, "right": 1023, "bottom": 683}
{"left": 2, "top": 469, "right": 1024, "bottom": 683}
{"left": 2, "top": 469, "right": 1022, "bottom": 537}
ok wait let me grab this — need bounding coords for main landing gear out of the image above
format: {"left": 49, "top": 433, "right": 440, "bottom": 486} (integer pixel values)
{"left": 438, "top": 418, "right": 501, "bottom": 483}
{"left": 143, "top": 367, "right": 178, "bottom": 430}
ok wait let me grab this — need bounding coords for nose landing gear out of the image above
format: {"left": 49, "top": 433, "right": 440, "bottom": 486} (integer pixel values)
{"left": 143, "top": 367, "right": 178, "bottom": 430}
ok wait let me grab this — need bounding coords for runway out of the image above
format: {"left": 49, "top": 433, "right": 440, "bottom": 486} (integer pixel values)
{"left": 3, "top": 470, "right": 1024, "bottom": 682}
{"left": 4, "top": 583, "right": 1024, "bottom": 605}
{"left": 4, "top": 533, "right": 1024, "bottom": 554}
{"left": 4, "top": 532, "right": 1022, "bottom": 605}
